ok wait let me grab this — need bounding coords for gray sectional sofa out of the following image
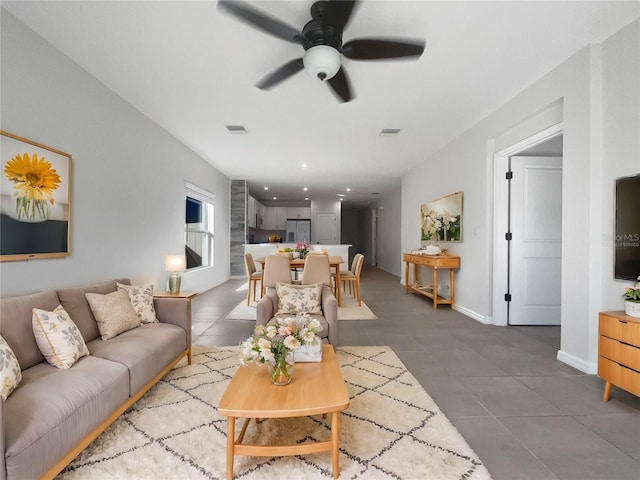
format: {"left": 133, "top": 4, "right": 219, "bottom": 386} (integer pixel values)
{"left": 0, "top": 278, "right": 192, "bottom": 480}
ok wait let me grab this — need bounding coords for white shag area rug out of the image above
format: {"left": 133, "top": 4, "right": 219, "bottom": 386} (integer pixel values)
{"left": 226, "top": 296, "right": 377, "bottom": 321}
{"left": 57, "top": 346, "right": 491, "bottom": 480}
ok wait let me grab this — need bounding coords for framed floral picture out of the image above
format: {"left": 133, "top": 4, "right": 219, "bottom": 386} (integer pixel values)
{"left": 1, "top": 131, "right": 72, "bottom": 261}
{"left": 420, "top": 191, "right": 463, "bottom": 243}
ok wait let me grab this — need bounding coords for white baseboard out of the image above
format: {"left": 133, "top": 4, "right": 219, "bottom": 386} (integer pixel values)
{"left": 455, "top": 304, "right": 493, "bottom": 324}
{"left": 557, "top": 349, "right": 597, "bottom": 374}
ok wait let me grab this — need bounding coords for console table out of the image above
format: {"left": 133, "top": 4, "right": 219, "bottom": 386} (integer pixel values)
{"left": 403, "top": 253, "right": 460, "bottom": 309}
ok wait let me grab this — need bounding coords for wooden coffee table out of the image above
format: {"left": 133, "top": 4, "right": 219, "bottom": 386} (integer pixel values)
{"left": 218, "top": 344, "right": 349, "bottom": 479}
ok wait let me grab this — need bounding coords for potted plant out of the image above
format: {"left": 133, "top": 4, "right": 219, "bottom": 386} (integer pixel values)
{"left": 623, "top": 276, "right": 640, "bottom": 318}
{"left": 295, "top": 242, "right": 310, "bottom": 258}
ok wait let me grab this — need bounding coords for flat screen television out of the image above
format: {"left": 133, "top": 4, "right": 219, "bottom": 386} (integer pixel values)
{"left": 615, "top": 174, "right": 640, "bottom": 280}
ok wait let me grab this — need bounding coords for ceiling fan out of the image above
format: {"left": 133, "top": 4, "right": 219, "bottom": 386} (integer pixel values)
{"left": 217, "top": 0, "right": 425, "bottom": 102}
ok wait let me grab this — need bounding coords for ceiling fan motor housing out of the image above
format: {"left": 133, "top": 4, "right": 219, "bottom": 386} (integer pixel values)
{"left": 301, "top": 2, "right": 343, "bottom": 81}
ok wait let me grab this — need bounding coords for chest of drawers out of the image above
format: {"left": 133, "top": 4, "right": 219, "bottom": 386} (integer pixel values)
{"left": 598, "top": 311, "right": 640, "bottom": 401}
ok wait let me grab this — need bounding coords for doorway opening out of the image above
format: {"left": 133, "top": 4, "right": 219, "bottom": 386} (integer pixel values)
{"left": 492, "top": 123, "right": 564, "bottom": 326}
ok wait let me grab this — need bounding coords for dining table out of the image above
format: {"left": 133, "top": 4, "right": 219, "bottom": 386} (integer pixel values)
{"left": 256, "top": 255, "right": 345, "bottom": 307}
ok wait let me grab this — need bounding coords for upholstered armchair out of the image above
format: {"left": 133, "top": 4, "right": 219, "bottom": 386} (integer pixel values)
{"left": 256, "top": 254, "right": 338, "bottom": 346}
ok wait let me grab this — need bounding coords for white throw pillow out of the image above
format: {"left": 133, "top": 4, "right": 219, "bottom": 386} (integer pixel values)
{"left": 0, "top": 335, "right": 22, "bottom": 400}
{"left": 117, "top": 282, "right": 158, "bottom": 324}
{"left": 32, "top": 305, "right": 90, "bottom": 369}
{"left": 85, "top": 290, "right": 141, "bottom": 340}
{"left": 275, "top": 282, "right": 322, "bottom": 316}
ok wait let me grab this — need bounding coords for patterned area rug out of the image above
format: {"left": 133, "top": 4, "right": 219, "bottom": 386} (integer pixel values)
{"left": 225, "top": 296, "right": 377, "bottom": 321}
{"left": 57, "top": 346, "right": 491, "bottom": 480}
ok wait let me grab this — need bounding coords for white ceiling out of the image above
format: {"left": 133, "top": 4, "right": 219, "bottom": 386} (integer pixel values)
{"left": 3, "top": 1, "right": 638, "bottom": 206}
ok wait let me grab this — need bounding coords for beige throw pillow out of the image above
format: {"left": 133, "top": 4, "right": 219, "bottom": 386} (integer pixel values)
{"left": 0, "top": 335, "right": 22, "bottom": 401}
{"left": 85, "top": 290, "right": 141, "bottom": 340}
{"left": 275, "top": 282, "right": 322, "bottom": 316}
{"left": 32, "top": 305, "right": 90, "bottom": 369}
{"left": 117, "top": 282, "right": 158, "bottom": 324}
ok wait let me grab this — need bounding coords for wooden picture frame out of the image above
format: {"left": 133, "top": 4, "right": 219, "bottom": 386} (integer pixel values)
{"left": 420, "top": 191, "right": 463, "bottom": 243}
{"left": 1, "top": 131, "right": 72, "bottom": 261}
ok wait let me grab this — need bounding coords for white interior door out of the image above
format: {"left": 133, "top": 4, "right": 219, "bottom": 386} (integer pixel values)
{"left": 509, "top": 156, "right": 562, "bottom": 325}
{"left": 315, "top": 213, "right": 338, "bottom": 245}
{"left": 315, "top": 213, "right": 337, "bottom": 244}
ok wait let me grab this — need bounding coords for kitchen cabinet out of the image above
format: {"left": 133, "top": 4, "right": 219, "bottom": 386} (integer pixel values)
{"left": 286, "top": 207, "right": 311, "bottom": 219}
{"left": 265, "top": 207, "right": 287, "bottom": 229}
{"left": 249, "top": 197, "right": 266, "bottom": 228}
{"left": 247, "top": 196, "right": 256, "bottom": 227}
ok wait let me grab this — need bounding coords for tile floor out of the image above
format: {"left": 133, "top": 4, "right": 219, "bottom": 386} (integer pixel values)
{"left": 193, "top": 266, "right": 640, "bottom": 480}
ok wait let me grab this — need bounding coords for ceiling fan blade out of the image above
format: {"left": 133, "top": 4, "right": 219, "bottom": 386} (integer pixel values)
{"left": 218, "top": 0, "right": 303, "bottom": 44}
{"left": 255, "top": 58, "right": 304, "bottom": 90}
{"left": 342, "top": 38, "right": 425, "bottom": 60}
{"left": 321, "top": 0, "right": 358, "bottom": 32}
{"left": 327, "top": 67, "right": 354, "bottom": 103}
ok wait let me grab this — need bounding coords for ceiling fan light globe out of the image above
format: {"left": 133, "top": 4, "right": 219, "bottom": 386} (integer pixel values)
{"left": 303, "top": 45, "right": 341, "bottom": 81}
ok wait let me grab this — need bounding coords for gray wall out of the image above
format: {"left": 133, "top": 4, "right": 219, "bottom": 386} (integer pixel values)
{"left": 0, "top": 10, "right": 231, "bottom": 296}
{"left": 400, "top": 19, "right": 640, "bottom": 373}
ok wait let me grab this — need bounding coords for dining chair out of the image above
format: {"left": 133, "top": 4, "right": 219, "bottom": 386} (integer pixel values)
{"left": 339, "top": 253, "right": 364, "bottom": 306}
{"left": 262, "top": 254, "right": 292, "bottom": 288}
{"left": 301, "top": 254, "right": 332, "bottom": 287}
{"left": 244, "top": 253, "right": 262, "bottom": 305}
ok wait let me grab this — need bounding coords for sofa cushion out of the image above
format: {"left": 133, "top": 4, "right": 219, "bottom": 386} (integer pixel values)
{"left": 0, "top": 335, "right": 22, "bottom": 401}
{"left": 0, "top": 290, "right": 59, "bottom": 370}
{"left": 56, "top": 278, "right": 130, "bottom": 343}
{"left": 4, "top": 356, "right": 129, "bottom": 480}
{"left": 85, "top": 290, "right": 141, "bottom": 340}
{"left": 275, "top": 282, "right": 322, "bottom": 315}
{"left": 32, "top": 305, "right": 90, "bottom": 369}
{"left": 87, "top": 323, "right": 187, "bottom": 395}
{"left": 117, "top": 282, "right": 158, "bottom": 324}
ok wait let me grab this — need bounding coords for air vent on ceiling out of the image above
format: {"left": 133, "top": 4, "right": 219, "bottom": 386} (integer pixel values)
{"left": 379, "top": 128, "right": 400, "bottom": 136}
{"left": 226, "top": 125, "right": 248, "bottom": 134}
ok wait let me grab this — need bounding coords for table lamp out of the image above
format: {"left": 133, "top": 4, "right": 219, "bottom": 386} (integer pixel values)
{"left": 165, "top": 254, "right": 186, "bottom": 294}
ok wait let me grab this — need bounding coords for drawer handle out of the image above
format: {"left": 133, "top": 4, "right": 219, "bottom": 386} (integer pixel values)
{"left": 619, "top": 320, "right": 628, "bottom": 325}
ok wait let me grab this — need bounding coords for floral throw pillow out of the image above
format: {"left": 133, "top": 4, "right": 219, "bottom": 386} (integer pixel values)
{"left": 275, "top": 282, "right": 322, "bottom": 316}
{"left": 117, "top": 282, "right": 158, "bottom": 324}
{"left": 0, "top": 335, "right": 22, "bottom": 401}
{"left": 85, "top": 290, "right": 141, "bottom": 340}
{"left": 32, "top": 305, "right": 90, "bottom": 369}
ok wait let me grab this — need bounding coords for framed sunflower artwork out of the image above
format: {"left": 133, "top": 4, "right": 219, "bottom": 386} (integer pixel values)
{"left": 1, "top": 131, "right": 72, "bottom": 262}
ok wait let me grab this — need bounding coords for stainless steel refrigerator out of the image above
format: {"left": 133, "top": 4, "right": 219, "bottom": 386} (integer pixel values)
{"left": 285, "top": 219, "right": 311, "bottom": 244}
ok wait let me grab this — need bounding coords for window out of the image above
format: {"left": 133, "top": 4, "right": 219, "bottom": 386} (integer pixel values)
{"left": 185, "top": 183, "right": 215, "bottom": 270}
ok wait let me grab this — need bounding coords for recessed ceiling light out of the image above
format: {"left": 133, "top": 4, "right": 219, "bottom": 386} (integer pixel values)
{"left": 225, "top": 125, "right": 248, "bottom": 134}
{"left": 301, "top": 163, "right": 308, "bottom": 168}
{"left": 379, "top": 128, "right": 400, "bottom": 136}
{"left": 303, "top": 187, "right": 308, "bottom": 191}
{"left": 337, "top": 193, "right": 345, "bottom": 197}
{"left": 346, "top": 187, "right": 351, "bottom": 192}
{"left": 264, "top": 186, "right": 269, "bottom": 190}
{"left": 273, "top": 196, "right": 277, "bottom": 200}
{"left": 305, "top": 197, "right": 309, "bottom": 201}
{"left": 340, "top": 198, "right": 344, "bottom": 201}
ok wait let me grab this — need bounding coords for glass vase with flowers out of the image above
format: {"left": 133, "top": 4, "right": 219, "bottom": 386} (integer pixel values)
{"left": 239, "top": 314, "right": 320, "bottom": 385}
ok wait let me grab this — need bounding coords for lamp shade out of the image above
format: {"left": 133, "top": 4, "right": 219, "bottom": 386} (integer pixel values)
{"left": 165, "top": 254, "right": 186, "bottom": 272}
{"left": 303, "top": 45, "right": 341, "bottom": 81}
